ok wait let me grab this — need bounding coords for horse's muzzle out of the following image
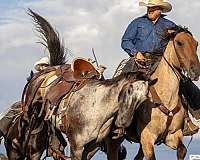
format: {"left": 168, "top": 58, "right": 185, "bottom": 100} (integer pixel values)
{"left": 189, "top": 64, "right": 200, "bottom": 81}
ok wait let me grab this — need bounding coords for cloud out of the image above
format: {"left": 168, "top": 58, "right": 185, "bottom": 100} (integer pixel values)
{"left": 0, "top": 0, "right": 144, "bottom": 83}
{"left": 0, "top": 23, "right": 35, "bottom": 54}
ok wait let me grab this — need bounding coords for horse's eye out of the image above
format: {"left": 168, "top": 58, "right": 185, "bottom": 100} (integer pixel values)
{"left": 176, "top": 40, "right": 183, "bottom": 46}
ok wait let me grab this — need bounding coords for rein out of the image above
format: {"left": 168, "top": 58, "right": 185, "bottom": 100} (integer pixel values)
{"left": 163, "top": 56, "right": 181, "bottom": 81}
{"left": 162, "top": 38, "right": 186, "bottom": 81}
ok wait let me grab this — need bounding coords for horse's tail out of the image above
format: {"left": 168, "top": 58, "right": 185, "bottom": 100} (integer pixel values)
{"left": 28, "top": 8, "right": 66, "bottom": 66}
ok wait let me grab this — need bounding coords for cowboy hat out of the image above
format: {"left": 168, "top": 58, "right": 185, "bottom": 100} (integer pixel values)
{"left": 139, "top": 0, "right": 172, "bottom": 13}
{"left": 34, "top": 57, "right": 49, "bottom": 71}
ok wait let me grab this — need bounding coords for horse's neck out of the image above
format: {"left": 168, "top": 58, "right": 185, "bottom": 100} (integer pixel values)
{"left": 102, "top": 78, "right": 128, "bottom": 110}
{"left": 151, "top": 41, "right": 180, "bottom": 109}
{"left": 108, "top": 78, "right": 127, "bottom": 97}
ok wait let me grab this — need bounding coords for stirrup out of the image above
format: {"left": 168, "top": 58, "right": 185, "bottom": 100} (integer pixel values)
{"left": 183, "top": 118, "right": 199, "bottom": 136}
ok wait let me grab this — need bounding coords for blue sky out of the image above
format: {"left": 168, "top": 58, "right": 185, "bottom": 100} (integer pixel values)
{"left": 0, "top": 0, "right": 200, "bottom": 159}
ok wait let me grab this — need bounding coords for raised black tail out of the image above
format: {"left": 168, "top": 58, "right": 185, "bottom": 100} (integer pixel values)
{"left": 28, "top": 8, "right": 66, "bottom": 66}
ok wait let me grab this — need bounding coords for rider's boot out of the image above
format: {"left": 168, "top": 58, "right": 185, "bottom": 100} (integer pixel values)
{"left": 183, "top": 112, "right": 199, "bottom": 136}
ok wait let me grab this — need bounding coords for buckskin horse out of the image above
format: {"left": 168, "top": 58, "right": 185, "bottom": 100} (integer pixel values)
{"left": 107, "top": 27, "right": 200, "bottom": 160}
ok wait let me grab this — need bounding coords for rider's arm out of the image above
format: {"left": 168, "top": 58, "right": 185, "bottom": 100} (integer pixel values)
{"left": 163, "top": 18, "right": 177, "bottom": 31}
{"left": 121, "top": 20, "right": 138, "bottom": 57}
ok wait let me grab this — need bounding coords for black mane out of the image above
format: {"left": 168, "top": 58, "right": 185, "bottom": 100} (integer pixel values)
{"left": 174, "top": 25, "right": 192, "bottom": 35}
{"left": 167, "top": 25, "right": 192, "bottom": 39}
{"left": 100, "top": 71, "right": 148, "bottom": 86}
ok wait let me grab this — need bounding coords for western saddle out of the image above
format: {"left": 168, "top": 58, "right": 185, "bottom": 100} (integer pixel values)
{"left": 22, "top": 57, "right": 106, "bottom": 121}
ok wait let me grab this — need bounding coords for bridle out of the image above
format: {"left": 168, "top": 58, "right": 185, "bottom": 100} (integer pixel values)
{"left": 162, "top": 31, "right": 189, "bottom": 81}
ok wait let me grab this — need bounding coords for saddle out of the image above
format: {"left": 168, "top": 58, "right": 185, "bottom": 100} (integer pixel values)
{"left": 71, "top": 57, "right": 101, "bottom": 80}
{"left": 113, "top": 54, "right": 161, "bottom": 78}
{"left": 22, "top": 57, "right": 102, "bottom": 120}
{"left": 21, "top": 66, "right": 57, "bottom": 112}
{"left": 44, "top": 58, "right": 101, "bottom": 106}
{"left": 44, "top": 58, "right": 102, "bottom": 120}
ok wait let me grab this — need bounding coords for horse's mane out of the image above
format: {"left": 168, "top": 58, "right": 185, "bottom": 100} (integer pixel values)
{"left": 28, "top": 9, "right": 67, "bottom": 66}
{"left": 167, "top": 25, "right": 192, "bottom": 39}
{"left": 100, "top": 71, "right": 148, "bottom": 86}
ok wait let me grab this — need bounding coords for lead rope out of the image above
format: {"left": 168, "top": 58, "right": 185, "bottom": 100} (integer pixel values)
{"left": 162, "top": 38, "right": 187, "bottom": 82}
{"left": 163, "top": 56, "right": 181, "bottom": 81}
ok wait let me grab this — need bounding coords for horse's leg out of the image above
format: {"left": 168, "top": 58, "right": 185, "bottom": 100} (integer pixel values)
{"left": 118, "top": 144, "right": 127, "bottom": 160}
{"left": 165, "top": 130, "right": 187, "bottom": 160}
{"left": 6, "top": 143, "right": 24, "bottom": 160}
{"left": 69, "top": 138, "right": 84, "bottom": 160}
{"left": 27, "top": 152, "right": 43, "bottom": 160}
{"left": 86, "top": 148, "right": 99, "bottom": 159}
{"left": 50, "top": 129, "right": 68, "bottom": 160}
{"left": 7, "top": 150, "right": 23, "bottom": 160}
{"left": 81, "top": 140, "right": 100, "bottom": 160}
{"left": 105, "top": 137, "right": 122, "bottom": 160}
{"left": 70, "top": 147, "right": 84, "bottom": 160}
{"left": 26, "top": 134, "right": 45, "bottom": 160}
{"left": 140, "top": 130, "right": 156, "bottom": 160}
{"left": 134, "top": 144, "right": 144, "bottom": 160}
{"left": 177, "top": 140, "right": 187, "bottom": 160}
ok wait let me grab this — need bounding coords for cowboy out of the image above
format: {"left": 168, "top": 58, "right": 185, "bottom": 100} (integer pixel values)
{"left": 34, "top": 57, "right": 50, "bottom": 72}
{"left": 26, "top": 57, "right": 50, "bottom": 82}
{"left": 121, "top": 0, "right": 199, "bottom": 136}
{"left": 121, "top": 0, "right": 175, "bottom": 61}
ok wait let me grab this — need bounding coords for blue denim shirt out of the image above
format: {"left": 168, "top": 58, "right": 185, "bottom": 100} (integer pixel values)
{"left": 121, "top": 14, "right": 176, "bottom": 56}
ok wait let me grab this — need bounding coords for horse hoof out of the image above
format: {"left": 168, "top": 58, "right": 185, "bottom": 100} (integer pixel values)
{"left": 64, "top": 156, "right": 71, "bottom": 160}
{"left": 118, "top": 145, "right": 127, "bottom": 160}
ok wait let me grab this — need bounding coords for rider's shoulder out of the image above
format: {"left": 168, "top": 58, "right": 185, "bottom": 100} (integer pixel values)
{"left": 130, "top": 15, "right": 148, "bottom": 25}
{"left": 160, "top": 15, "right": 176, "bottom": 27}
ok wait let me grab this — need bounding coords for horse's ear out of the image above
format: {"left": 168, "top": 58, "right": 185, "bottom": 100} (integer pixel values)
{"left": 148, "top": 78, "right": 158, "bottom": 86}
{"left": 167, "top": 29, "right": 177, "bottom": 39}
{"left": 168, "top": 29, "right": 176, "bottom": 34}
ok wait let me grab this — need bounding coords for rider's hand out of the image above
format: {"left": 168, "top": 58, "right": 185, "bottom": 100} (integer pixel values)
{"left": 135, "top": 52, "right": 145, "bottom": 61}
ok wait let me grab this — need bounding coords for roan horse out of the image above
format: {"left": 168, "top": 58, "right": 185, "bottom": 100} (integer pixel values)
{"left": 109, "top": 27, "right": 200, "bottom": 160}
{"left": 49, "top": 71, "right": 153, "bottom": 160}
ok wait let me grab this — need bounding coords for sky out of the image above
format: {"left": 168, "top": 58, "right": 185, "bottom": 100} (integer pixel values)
{"left": 0, "top": 0, "right": 200, "bottom": 159}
